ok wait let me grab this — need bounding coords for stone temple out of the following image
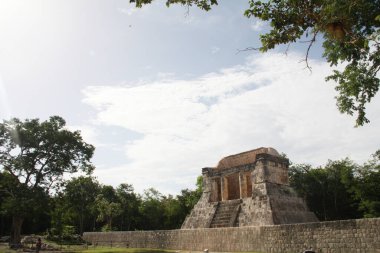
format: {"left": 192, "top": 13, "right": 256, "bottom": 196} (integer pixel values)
{"left": 182, "top": 147, "right": 318, "bottom": 229}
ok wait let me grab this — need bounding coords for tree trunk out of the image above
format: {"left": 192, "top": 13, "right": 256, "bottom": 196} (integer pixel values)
{"left": 120, "top": 213, "right": 124, "bottom": 231}
{"left": 10, "top": 216, "right": 24, "bottom": 247}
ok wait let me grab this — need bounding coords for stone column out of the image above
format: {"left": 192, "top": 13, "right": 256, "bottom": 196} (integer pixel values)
{"left": 252, "top": 157, "right": 268, "bottom": 197}
{"left": 239, "top": 172, "right": 248, "bottom": 198}
{"left": 201, "top": 167, "right": 213, "bottom": 202}
{"left": 210, "top": 179, "right": 217, "bottom": 202}
{"left": 221, "top": 177, "right": 228, "bottom": 201}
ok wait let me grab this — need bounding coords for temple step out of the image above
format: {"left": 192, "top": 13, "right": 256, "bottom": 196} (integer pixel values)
{"left": 209, "top": 199, "right": 241, "bottom": 228}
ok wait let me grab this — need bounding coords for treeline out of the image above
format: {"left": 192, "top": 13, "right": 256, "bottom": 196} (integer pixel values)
{"left": 1, "top": 154, "right": 379, "bottom": 238}
{"left": 289, "top": 151, "right": 380, "bottom": 221}
{"left": 2, "top": 117, "right": 377, "bottom": 244}
{"left": 0, "top": 116, "right": 204, "bottom": 244}
{"left": 0, "top": 175, "right": 202, "bottom": 238}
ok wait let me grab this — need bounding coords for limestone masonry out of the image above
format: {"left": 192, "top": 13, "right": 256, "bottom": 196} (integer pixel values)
{"left": 83, "top": 218, "right": 380, "bottom": 253}
{"left": 181, "top": 147, "right": 318, "bottom": 229}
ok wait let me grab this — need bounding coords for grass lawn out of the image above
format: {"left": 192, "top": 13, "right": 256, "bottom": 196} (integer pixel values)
{"left": 0, "top": 244, "right": 15, "bottom": 253}
{"left": 73, "top": 248, "right": 176, "bottom": 253}
{"left": 72, "top": 248, "right": 262, "bottom": 253}
{"left": 0, "top": 244, "right": 262, "bottom": 253}
{"left": 0, "top": 244, "right": 177, "bottom": 253}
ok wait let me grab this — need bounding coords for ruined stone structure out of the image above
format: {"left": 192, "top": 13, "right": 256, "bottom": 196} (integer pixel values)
{"left": 181, "top": 147, "right": 318, "bottom": 229}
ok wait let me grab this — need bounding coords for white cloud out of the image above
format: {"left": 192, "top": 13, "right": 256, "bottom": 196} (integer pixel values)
{"left": 250, "top": 19, "right": 266, "bottom": 32}
{"left": 0, "top": 74, "right": 12, "bottom": 120}
{"left": 66, "top": 124, "right": 103, "bottom": 148}
{"left": 82, "top": 53, "right": 380, "bottom": 194}
{"left": 117, "top": 7, "right": 138, "bottom": 16}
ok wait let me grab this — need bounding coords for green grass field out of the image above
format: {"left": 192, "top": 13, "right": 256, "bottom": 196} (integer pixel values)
{"left": 0, "top": 244, "right": 15, "bottom": 253}
{"left": 70, "top": 249, "right": 260, "bottom": 253}
{"left": 0, "top": 244, "right": 179, "bottom": 253}
{"left": 73, "top": 248, "right": 176, "bottom": 253}
{"left": 0, "top": 244, "right": 261, "bottom": 253}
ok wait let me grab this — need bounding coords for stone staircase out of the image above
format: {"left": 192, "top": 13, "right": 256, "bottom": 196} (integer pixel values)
{"left": 210, "top": 199, "right": 241, "bottom": 228}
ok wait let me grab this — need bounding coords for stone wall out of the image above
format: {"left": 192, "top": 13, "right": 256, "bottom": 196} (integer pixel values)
{"left": 83, "top": 218, "right": 380, "bottom": 253}
{"left": 183, "top": 149, "right": 317, "bottom": 229}
{"left": 252, "top": 154, "right": 289, "bottom": 186}
{"left": 181, "top": 192, "right": 218, "bottom": 229}
{"left": 238, "top": 196, "right": 274, "bottom": 226}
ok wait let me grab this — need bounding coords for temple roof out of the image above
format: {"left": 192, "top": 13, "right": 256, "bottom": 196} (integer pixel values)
{"left": 216, "top": 147, "right": 280, "bottom": 170}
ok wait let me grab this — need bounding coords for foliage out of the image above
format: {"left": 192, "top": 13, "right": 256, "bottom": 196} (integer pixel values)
{"left": 0, "top": 172, "right": 47, "bottom": 219}
{"left": 176, "top": 175, "right": 203, "bottom": 221}
{"left": 246, "top": 0, "right": 380, "bottom": 126}
{"left": 289, "top": 152, "right": 380, "bottom": 221}
{"left": 115, "top": 184, "right": 141, "bottom": 231}
{"left": 351, "top": 151, "right": 380, "bottom": 217}
{"left": 130, "top": 0, "right": 218, "bottom": 11}
{"left": 0, "top": 116, "right": 95, "bottom": 244}
{"left": 49, "top": 224, "right": 85, "bottom": 243}
{"left": 49, "top": 193, "right": 68, "bottom": 239}
{"left": 161, "top": 195, "right": 183, "bottom": 229}
{"left": 61, "top": 177, "right": 101, "bottom": 235}
{"left": 0, "top": 116, "right": 95, "bottom": 190}
{"left": 36, "top": 173, "right": 202, "bottom": 235}
{"left": 138, "top": 188, "right": 166, "bottom": 230}
{"left": 2, "top": 141, "right": 379, "bottom": 237}
{"left": 131, "top": 0, "right": 380, "bottom": 126}
{"left": 95, "top": 194, "right": 123, "bottom": 231}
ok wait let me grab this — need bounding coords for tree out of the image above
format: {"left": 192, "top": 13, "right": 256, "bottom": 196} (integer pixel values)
{"left": 323, "top": 159, "right": 361, "bottom": 220}
{"left": 131, "top": 0, "right": 380, "bottom": 126}
{"left": 290, "top": 159, "right": 363, "bottom": 221}
{"left": 130, "top": 0, "right": 218, "bottom": 10}
{"left": 0, "top": 173, "right": 11, "bottom": 237}
{"left": 95, "top": 185, "right": 124, "bottom": 231}
{"left": 0, "top": 116, "right": 94, "bottom": 245}
{"left": 49, "top": 192, "right": 66, "bottom": 239}
{"left": 351, "top": 150, "right": 380, "bottom": 217}
{"left": 63, "top": 176, "right": 101, "bottom": 235}
{"left": 162, "top": 195, "right": 183, "bottom": 229}
{"left": 289, "top": 164, "right": 330, "bottom": 220}
{"left": 139, "top": 188, "right": 165, "bottom": 230}
{"left": 176, "top": 175, "right": 203, "bottom": 221}
{"left": 115, "top": 183, "right": 140, "bottom": 231}
{"left": 95, "top": 195, "right": 122, "bottom": 231}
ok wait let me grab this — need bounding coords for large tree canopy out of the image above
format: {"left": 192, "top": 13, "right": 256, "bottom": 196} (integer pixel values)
{"left": 131, "top": 0, "right": 380, "bottom": 126}
{"left": 0, "top": 116, "right": 95, "bottom": 245}
{"left": 0, "top": 116, "right": 94, "bottom": 189}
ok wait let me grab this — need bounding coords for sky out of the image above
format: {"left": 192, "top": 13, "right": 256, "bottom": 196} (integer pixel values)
{"left": 0, "top": 0, "right": 379, "bottom": 195}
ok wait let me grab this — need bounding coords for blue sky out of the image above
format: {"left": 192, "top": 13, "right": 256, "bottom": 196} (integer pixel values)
{"left": 0, "top": 0, "right": 379, "bottom": 194}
